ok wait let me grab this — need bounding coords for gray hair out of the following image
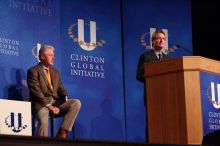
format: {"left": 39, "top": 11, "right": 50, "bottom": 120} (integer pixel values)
{"left": 38, "top": 45, "right": 55, "bottom": 61}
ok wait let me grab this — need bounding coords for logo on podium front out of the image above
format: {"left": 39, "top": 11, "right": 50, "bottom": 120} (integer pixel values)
{"left": 207, "top": 82, "right": 220, "bottom": 109}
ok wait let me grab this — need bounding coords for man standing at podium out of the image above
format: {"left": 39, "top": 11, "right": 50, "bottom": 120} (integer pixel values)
{"left": 136, "top": 29, "right": 170, "bottom": 82}
{"left": 27, "top": 45, "right": 81, "bottom": 139}
{"left": 136, "top": 30, "right": 170, "bottom": 142}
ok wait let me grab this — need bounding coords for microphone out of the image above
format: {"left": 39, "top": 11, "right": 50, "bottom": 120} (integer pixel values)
{"left": 168, "top": 44, "right": 192, "bottom": 55}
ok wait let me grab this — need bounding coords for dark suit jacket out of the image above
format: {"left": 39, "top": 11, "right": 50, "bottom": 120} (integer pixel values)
{"left": 136, "top": 49, "right": 169, "bottom": 83}
{"left": 27, "top": 63, "right": 67, "bottom": 113}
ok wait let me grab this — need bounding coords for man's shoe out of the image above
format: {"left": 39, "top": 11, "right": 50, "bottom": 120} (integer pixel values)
{"left": 56, "top": 128, "right": 67, "bottom": 140}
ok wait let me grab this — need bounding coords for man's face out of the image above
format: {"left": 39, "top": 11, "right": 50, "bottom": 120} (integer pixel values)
{"left": 152, "top": 32, "right": 166, "bottom": 51}
{"left": 41, "top": 49, "right": 55, "bottom": 67}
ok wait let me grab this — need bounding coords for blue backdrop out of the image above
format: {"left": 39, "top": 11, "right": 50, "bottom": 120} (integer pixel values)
{"left": 0, "top": 0, "right": 61, "bottom": 99}
{"left": 0, "top": 0, "right": 192, "bottom": 142}
{"left": 60, "top": 0, "right": 125, "bottom": 141}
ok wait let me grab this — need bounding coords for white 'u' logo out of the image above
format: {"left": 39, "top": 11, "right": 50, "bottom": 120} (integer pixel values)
{"left": 210, "top": 82, "right": 220, "bottom": 109}
{"left": 78, "top": 19, "right": 96, "bottom": 51}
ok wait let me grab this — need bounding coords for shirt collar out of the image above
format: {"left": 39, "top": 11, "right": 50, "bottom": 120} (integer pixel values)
{"left": 40, "top": 63, "right": 49, "bottom": 74}
{"left": 153, "top": 49, "right": 164, "bottom": 57}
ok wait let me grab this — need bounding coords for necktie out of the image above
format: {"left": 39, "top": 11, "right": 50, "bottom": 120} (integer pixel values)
{"left": 45, "top": 68, "right": 53, "bottom": 90}
{"left": 158, "top": 53, "right": 163, "bottom": 61}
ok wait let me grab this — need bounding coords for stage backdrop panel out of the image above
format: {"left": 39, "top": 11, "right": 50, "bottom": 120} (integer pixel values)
{"left": 60, "top": 0, "right": 126, "bottom": 141}
{"left": 0, "top": 0, "right": 61, "bottom": 136}
{"left": 122, "top": 0, "right": 193, "bottom": 142}
{"left": 0, "top": 0, "right": 61, "bottom": 99}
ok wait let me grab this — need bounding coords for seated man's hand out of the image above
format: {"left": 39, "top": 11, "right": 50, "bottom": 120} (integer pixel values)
{"left": 49, "top": 106, "right": 60, "bottom": 115}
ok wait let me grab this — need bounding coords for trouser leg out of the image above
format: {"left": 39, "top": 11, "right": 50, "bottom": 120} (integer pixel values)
{"left": 58, "top": 99, "right": 81, "bottom": 131}
{"left": 36, "top": 107, "right": 49, "bottom": 136}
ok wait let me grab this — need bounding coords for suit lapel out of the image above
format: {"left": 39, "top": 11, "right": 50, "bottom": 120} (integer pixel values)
{"left": 38, "top": 65, "right": 53, "bottom": 92}
{"left": 163, "top": 53, "right": 169, "bottom": 59}
{"left": 149, "top": 49, "right": 159, "bottom": 61}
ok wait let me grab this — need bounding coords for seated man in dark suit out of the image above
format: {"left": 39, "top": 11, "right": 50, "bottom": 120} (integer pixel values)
{"left": 27, "top": 45, "right": 81, "bottom": 139}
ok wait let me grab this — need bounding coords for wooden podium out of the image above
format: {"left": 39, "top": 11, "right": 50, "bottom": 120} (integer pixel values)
{"left": 144, "top": 56, "right": 220, "bottom": 145}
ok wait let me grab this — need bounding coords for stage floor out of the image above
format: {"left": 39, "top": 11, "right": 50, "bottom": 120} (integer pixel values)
{"left": 0, "top": 134, "right": 203, "bottom": 146}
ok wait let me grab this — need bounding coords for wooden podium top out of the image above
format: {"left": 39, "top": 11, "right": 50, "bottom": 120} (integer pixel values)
{"left": 145, "top": 56, "right": 220, "bottom": 77}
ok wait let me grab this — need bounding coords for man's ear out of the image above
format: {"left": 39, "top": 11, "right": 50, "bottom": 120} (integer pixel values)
{"left": 152, "top": 41, "right": 155, "bottom": 48}
{"left": 41, "top": 55, "right": 45, "bottom": 60}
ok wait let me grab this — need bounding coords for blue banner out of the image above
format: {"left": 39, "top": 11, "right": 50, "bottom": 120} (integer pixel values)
{"left": 60, "top": 0, "right": 126, "bottom": 141}
{"left": 0, "top": 0, "right": 60, "bottom": 99}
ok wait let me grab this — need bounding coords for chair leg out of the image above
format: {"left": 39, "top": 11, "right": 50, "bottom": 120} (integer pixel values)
{"left": 72, "top": 126, "right": 75, "bottom": 139}
{"left": 50, "top": 115, "right": 54, "bottom": 137}
{"left": 32, "top": 116, "right": 35, "bottom": 136}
